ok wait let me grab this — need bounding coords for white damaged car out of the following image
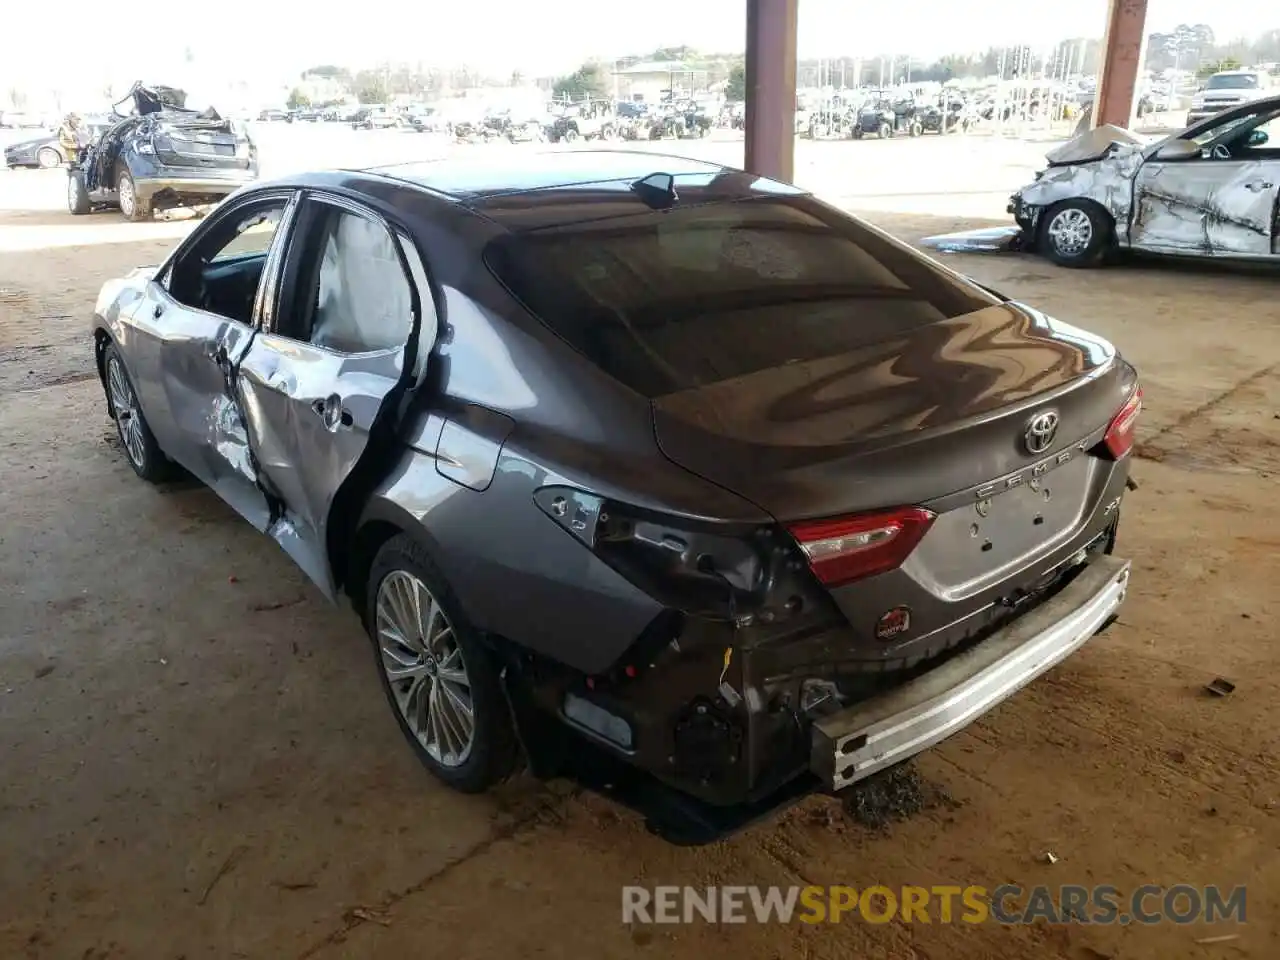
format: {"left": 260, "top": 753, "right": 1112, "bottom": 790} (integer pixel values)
{"left": 1008, "top": 95, "right": 1280, "bottom": 267}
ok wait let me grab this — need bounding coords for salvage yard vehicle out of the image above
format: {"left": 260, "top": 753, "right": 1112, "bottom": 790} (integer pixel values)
{"left": 68, "top": 83, "right": 258, "bottom": 221}
{"left": 91, "top": 151, "right": 1139, "bottom": 841}
{"left": 352, "top": 107, "right": 406, "bottom": 130}
{"left": 1009, "top": 95, "right": 1280, "bottom": 266}
{"left": 853, "top": 98, "right": 897, "bottom": 139}
{"left": 1186, "top": 69, "right": 1275, "bottom": 126}
{"left": 853, "top": 97, "right": 921, "bottom": 139}
{"left": 548, "top": 100, "right": 617, "bottom": 143}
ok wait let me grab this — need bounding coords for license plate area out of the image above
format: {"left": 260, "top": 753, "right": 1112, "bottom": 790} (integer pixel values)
{"left": 913, "top": 454, "right": 1096, "bottom": 593}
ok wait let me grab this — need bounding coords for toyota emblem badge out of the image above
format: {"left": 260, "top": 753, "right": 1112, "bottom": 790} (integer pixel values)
{"left": 1024, "top": 410, "right": 1060, "bottom": 455}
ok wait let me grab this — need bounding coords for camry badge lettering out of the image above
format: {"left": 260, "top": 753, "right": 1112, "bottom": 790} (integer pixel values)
{"left": 976, "top": 441, "right": 1087, "bottom": 501}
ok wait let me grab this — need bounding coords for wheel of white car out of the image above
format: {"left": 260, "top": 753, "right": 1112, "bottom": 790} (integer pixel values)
{"left": 1040, "top": 200, "right": 1110, "bottom": 268}
{"left": 366, "top": 533, "right": 519, "bottom": 793}
{"left": 37, "top": 146, "right": 61, "bottom": 169}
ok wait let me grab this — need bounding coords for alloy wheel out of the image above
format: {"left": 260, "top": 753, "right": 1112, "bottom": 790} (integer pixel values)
{"left": 118, "top": 175, "right": 134, "bottom": 218}
{"left": 1047, "top": 207, "right": 1093, "bottom": 256}
{"left": 106, "top": 354, "right": 146, "bottom": 468}
{"left": 375, "top": 570, "right": 475, "bottom": 767}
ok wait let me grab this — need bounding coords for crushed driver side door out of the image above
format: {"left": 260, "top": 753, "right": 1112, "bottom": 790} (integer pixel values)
{"left": 232, "top": 193, "right": 437, "bottom": 598}
{"left": 1131, "top": 156, "right": 1279, "bottom": 257}
{"left": 126, "top": 192, "right": 297, "bottom": 529}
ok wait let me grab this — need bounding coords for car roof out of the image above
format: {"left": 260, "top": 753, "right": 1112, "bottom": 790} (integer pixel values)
{"left": 249, "top": 152, "right": 809, "bottom": 235}
{"left": 363, "top": 150, "right": 733, "bottom": 200}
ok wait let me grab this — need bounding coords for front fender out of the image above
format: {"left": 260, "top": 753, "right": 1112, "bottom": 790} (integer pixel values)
{"left": 91, "top": 268, "right": 158, "bottom": 393}
{"left": 1013, "top": 154, "right": 1144, "bottom": 244}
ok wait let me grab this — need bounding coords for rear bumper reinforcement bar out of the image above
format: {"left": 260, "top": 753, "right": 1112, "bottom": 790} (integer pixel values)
{"left": 812, "top": 554, "right": 1130, "bottom": 790}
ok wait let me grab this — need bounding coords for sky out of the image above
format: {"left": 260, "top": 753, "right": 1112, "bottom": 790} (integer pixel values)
{"left": 0, "top": 0, "right": 1265, "bottom": 96}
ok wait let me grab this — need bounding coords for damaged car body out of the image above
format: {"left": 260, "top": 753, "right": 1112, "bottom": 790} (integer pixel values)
{"left": 1005, "top": 95, "right": 1280, "bottom": 266}
{"left": 69, "top": 82, "right": 258, "bottom": 221}
{"left": 92, "top": 153, "right": 1140, "bottom": 842}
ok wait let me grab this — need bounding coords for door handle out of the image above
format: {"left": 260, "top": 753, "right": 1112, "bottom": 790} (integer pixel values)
{"left": 153, "top": 303, "right": 165, "bottom": 319}
{"left": 1245, "top": 180, "right": 1274, "bottom": 192}
{"left": 312, "top": 395, "right": 352, "bottom": 429}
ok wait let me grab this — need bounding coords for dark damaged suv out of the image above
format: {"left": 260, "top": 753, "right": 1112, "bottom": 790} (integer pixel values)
{"left": 69, "top": 82, "right": 257, "bottom": 221}
{"left": 91, "top": 152, "right": 1138, "bottom": 840}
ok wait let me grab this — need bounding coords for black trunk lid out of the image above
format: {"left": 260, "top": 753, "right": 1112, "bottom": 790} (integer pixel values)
{"left": 151, "top": 115, "right": 250, "bottom": 171}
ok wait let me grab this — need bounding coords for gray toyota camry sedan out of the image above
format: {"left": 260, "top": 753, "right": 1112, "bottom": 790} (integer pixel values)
{"left": 91, "top": 151, "right": 1139, "bottom": 839}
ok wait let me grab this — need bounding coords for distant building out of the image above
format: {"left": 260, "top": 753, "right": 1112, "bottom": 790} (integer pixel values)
{"left": 612, "top": 60, "right": 706, "bottom": 102}
{"left": 299, "top": 72, "right": 350, "bottom": 105}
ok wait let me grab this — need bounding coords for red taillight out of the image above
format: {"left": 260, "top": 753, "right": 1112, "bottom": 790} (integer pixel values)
{"left": 1102, "top": 385, "right": 1143, "bottom": 458}
{"left": 788, "top": 507, "right": 936, "bottom": 587}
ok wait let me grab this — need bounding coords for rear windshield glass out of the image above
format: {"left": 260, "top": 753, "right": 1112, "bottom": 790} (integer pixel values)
{"left": 485, "top": 196, "right": 998, "bottom": 398}
{"left": 1205, "top": 74, "right": 1259, "bottom": 90}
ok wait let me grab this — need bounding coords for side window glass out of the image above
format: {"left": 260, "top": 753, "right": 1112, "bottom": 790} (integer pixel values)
{"left": 168, "top": 201, "right": 286, "bottom": 323}
{"left": 212, "top": 209, "right": 282, "bottom": 262}
{"left": 310, "top": 210, "right": 414, "bottom": 353}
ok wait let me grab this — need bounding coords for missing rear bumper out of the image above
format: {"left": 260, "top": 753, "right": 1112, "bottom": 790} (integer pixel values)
{"left": 812, "top": 554, "right": 1130, "bottom": 790}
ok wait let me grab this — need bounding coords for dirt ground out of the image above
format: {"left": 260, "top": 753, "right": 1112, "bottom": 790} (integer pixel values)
{"left": 1, "top": 134, "right": 1278, "bottom": 960}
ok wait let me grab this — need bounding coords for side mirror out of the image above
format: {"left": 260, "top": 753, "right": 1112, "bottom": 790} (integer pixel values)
{"left": 1248, "top": 129, "right": 1269, "bottom": 147}
{"left": 1154, "top": 140, "right": 1201, "bottom": 161}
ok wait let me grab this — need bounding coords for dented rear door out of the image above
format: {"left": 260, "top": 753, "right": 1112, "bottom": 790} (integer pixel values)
{"left": 232, "top": 194, "right": 435, "bottom": 597}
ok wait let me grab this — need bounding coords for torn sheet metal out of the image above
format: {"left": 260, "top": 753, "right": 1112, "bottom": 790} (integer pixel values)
{"left": 1044, "top": 124, "right": 1146, "bottom": 166}
{"left": 1010, "top": 145, "right": 1146, "bottom": 245}
{"left": 202, "top": 391, "right": 273, "bottom": 531}
{"left": 1131, "top": 160, "right": 1277, "bottom": 256}
{"left": 919, "top": 226, "right": 1024, "bottom": 254}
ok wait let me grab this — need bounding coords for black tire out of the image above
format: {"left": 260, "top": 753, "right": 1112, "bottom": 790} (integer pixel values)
{"left": 367, "top": 533, "right": 519, "bottom": 794}
{"left": 910, "top": 122, "right": 923, "bottom": 137}
{"left": 852, "top": 127, "right": 863, "bottom": 140}
{"left": 102, "top": 342, "right": 174, "bottom": 482}
{"left": 67, "top": 171, "right": 90, "bottom": 215}
{"left": 116, "top": 168, "right": 151, "bottom": 222}
{"left": 878, "top": 122, "right": 893, "bottom": 139}
{"left": 37, "top": 146, "right": 62, "bottom": 168}
{"left": 1038, "top": 200, "right": 1111, "bottom": 268}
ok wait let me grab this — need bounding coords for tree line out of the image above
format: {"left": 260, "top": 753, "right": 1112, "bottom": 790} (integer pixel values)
{"left": 279, "top": 27, "right": 1280, "bottom": 112}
